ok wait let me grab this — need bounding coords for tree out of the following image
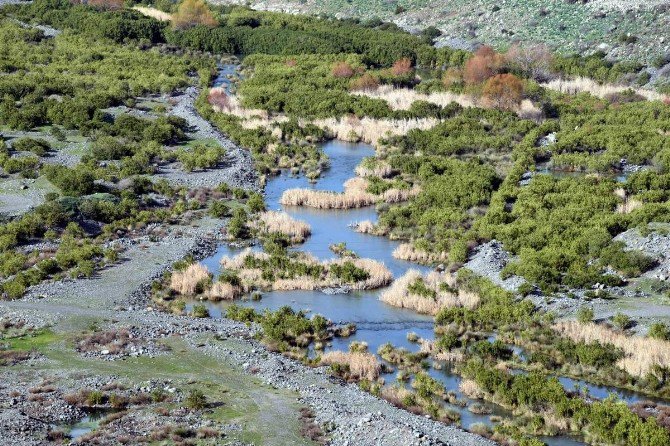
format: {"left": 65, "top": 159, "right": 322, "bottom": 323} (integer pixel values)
{"left": 463, "top": 46, "right": 503, "bottom": 84}
{"left": 172, "top": 0, "right": 218, "bottom": 30}
{"left": 506, "top": 43, "right": 552, "bottom": 81}
{"left": 332, "top": 61, "right": 354, "bottom": 78}
{"left": 482, "top": 73, "right": 524, "bottom": 110}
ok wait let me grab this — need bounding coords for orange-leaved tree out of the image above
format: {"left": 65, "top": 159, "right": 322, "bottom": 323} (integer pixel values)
{"left": 482, "top": 73, "right": 524, "bottom": 110}
{"left": 332, "top": 61, "right": 355, "bottom": 78}
{"left": 172, "top": 0, "right": 218, "bottom": 30}
{"left": 463, "top": 46, "right": 503, "bottom": 85}
{"left": 391, "top": 58, "right": 413, "bottom": 76}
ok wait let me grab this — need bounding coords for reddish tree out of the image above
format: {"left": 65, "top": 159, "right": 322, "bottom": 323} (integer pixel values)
{"left": 482, "top": 73, "right": 524, "bottom": 110}
{"left": 391, "top": 58, "right": 413, "bottom": 76}
{"left": 285, "top": 58, "right": 297, "bottom": 67}
{"left": 349, "top": 73, "right": 380, "bottom": 91}
{"left": 332, "top": 61, "right": 355, "bottom": 78}
{"left": 172, "top": 0, "right": 218, "bottom": 30}
{"left": 463, "top": 46, "right": 503, "bottom": 85}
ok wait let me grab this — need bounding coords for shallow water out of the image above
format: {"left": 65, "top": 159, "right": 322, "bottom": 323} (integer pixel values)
{"left": 194, "top": 137, "right": 668, "bottom": 445}
{"left": 64, "top": 409, "right": 114, "bottom": 440}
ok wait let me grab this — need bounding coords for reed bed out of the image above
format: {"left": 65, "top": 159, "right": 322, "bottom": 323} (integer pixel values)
{"left": 314, "top": 116, "right": 438, "bottom": 145}
{"left": 250, "top": 211, "right": 312, "bottom": 243}
{"left": 353, "top": 85, "right": 543, "bottom": 120}
{"left": 553, "top": 320, "right": 670, "bottom": 377}
{"left": 352, "top": 85, "right": 477, "bottom": 110}
{"left": 218, "top": 250, "right": 392, "bottom": 291}
{"left": 542, "top": 77, "right": 669, "bottom": 102}
{"left": 280, "top": 177, "right": 418, "bottom": 209}
{"left": 352, "top": 220, "right": 378, "bottom": 234}
{"left": 170, "top": 263, "right": 210, "bottom": 296}
{"left": 205, "top": 281, "right": 241, "bottom": 301}
{"left": 616, "top": 198, "right": 643, "bottom": 214}
{"left": 380, "top": 269, "right": 479, "bottom": 315}
{"left": 355, "top": 160, "right": 393, "bottom": 178}
{"left": 392, "top": 243, "right": 449, "bottom": 264}
{"left": 320, "top": 350, "right": 381, "bottom": 381}
{"left": 132, "top": 6, "right": 172, "bottom": 21}
{"left": 459, "top": 379, "right": 485, "bottom": 399}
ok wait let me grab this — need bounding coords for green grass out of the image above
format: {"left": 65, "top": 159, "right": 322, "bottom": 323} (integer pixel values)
{"left": 10, "top": 332, "right": 314, "bottom": 446}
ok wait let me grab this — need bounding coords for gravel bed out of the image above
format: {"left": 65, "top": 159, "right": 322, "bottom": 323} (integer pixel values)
{"left": 464, "top": 240, "right": 525, "bottom": 292}
{"left": 161, "top": 86, "right": 258, "bottom": 191}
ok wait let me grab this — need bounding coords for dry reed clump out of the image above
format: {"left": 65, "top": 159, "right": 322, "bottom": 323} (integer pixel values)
{"left": 355, "top": 161, "right": 393, "bottom": 178}
{"left": 132, "top": 6, "right": 172, "bottom": 21}
{"left": 320, "top": 350, "right": 381, "bottom": 381}
{"left": 617, "top": 198, "right": 643, "bottom": 214}
{"left": 205, "top": 282, "right": 240, "bottom": 301}
{"left": 314, "top": 116, "right": 438, "bottom": 146}
{"left": 353, "top": 85, "right": 543, "bottom": 120}
{"left": 346, "top": 258, "right": 393, "bottom": 289}
{"left": 380, "top": 270, "right": 479, "bottom": 315}
{"left": 250, "top": 211, "right": 311, "bottom": 243}
{"left": 392, "top": 243, "right": 449, "bottom": 264}
{"left": 542, "top": 77, "right": 670, "bottom": 102}
{"left": 280, "top": 177, "right": 419, "bottom": 209}
{"left": 352, "top": 85, "right": 477, "bottom": 110}
{"left": 553, "top": 320, "right": 670, "bottom": 377}
{"left": 459, "top": 379, "right": 485, "bottom": 399}
{"left": 352, "top": 220, "right": 377, "bottom": 234}
{"left": 170, "top": 263, "right": 210, "bottom": 295}
{"left": 207, "top": 87, "right": 289, "bottom": 128}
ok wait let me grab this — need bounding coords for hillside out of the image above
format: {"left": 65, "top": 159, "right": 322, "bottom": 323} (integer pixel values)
{"left": 216, "top": 0, "right": 670, "bottom": 66}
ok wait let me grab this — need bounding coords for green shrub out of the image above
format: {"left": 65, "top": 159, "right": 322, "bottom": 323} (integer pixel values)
{"left": 185, "top": 389, "right": 207, "bottom": 410}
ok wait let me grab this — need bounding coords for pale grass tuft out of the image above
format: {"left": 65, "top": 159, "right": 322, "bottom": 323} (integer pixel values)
{"left": 380, "top": 270, "right": 479, "bottom": 315}
{"left": 280, "top": 177, "right": 419, "bottom": 209}
{"left": 459, "top": 379, "right": 485, "bottom": 399}
{"left": 353, "top": 220, "right": 377, "bottom": 234}
{"left": 205, "top": 282, "right": 240, "bottom": 301}
{"left": 542, "top": 77, "right": 669, "bottom": 102}
{"left": 320, "top": 350, "right": 381, "bottom": 380}
{"left": 208, "top": 87, "right": 289, "bottom": 128}
{"left": 314, "top": 116, "right": 438, "bottom": 146}
{"left": 132, "top": 6, "right": 172, "bottom": 21}
{"left": 170, "top": 263, "right": 210, "bottom": 295}
{"left": 250, "top": 211, "right": 311, "bottom": 243}
{"left": 353, "top": 85, "right": 477, "bottom": 110}
{"left": 392, "top": 243, "right": 449, "bottom": 264}
{"left": 355, "top": 161, "right": 393, "bottom": 178}
{"left": 553, "top": 320, "right": 670, "bottom": 377}
{"left": 354, "top": 85, "right": 543, "bottom": 119}
{"left": 617, "top": 199, "right": 643, "bottom": 214}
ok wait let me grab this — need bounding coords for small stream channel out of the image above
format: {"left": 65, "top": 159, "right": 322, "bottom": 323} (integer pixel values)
{"left": 196, "top": 68, "right": 664, "bottom": 445}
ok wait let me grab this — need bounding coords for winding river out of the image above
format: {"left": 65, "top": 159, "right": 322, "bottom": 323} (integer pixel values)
{"left": 189, "top": 68, "right": 666, "bottom": 445}
{"left": 191, "top": 139, "right": 600, "bottom": 446}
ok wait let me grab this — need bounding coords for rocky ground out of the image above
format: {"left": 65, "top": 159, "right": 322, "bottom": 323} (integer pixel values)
{"left": 214, "top": 0, "right": 670, "bottom": 82}
{"left": 463, "top": 240, "right": 525, "bottom": 292}
{"left": 162, "top": 86, "right": 259, "bottom": 191}
{"left": 0, "top": 82, "right": 493, "bottom": 445}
